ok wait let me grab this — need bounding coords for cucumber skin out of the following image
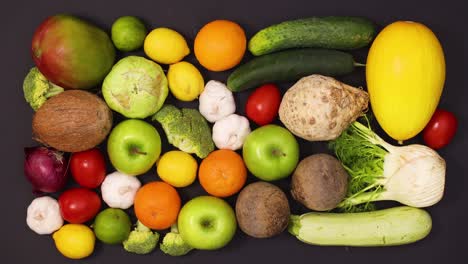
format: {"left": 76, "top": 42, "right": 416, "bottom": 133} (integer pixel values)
{"left": 227, "top": 49, "right": 355, "bottom": 92}
{"left": 289, "top": 206, "right": 432, "bottom": 247}
{"left": 249, "top": 16, "right": 376, "bottom": 56}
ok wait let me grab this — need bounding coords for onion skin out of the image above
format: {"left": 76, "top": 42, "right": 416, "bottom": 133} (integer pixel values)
{"left": 24, "top": 147, "right": 68, "bottom": 194}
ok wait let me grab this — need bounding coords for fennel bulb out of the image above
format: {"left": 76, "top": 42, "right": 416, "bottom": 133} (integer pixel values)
{"left": 330, "top": 121, "right": 445, "bottom": 211}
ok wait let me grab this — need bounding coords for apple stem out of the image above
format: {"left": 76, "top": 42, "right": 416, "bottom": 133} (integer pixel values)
{"left": 272, "top": 149, "right": 286, "bottom": 157}
{"left": 131, "top": 147, "right": 147, "bottom": 156}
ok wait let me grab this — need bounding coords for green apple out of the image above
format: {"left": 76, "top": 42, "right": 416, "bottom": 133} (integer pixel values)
{"left": 107, "top": 119, "right": 161, "bottom": 175}
{"left": 242, "top": 124, "right": 299, "bottom": 181}
{"left": 178, "top": 196, "right": 236, "bottom": 250}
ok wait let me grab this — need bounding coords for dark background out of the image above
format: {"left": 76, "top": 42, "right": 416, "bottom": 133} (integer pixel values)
{"left": 2, "top": 0, "right": 466, "bottom": 263}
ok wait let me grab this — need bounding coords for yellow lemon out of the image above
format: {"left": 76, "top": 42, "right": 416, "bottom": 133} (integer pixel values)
{"left": 157, "top": 151, "right": 198, "bottom": 187}
{"left": 168, "top": 61, "right": 204, "bottom": 101}
{"left": 52, "top": 224, "right": 95, "bottom": 259}
{"left": 144, "top": 27, "right": 190, "bottom": 64}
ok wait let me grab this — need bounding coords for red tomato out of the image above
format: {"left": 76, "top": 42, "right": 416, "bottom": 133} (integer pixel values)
{"left": 245, "top": 84, "right": 281, "bottom": 126}
{"left": 423, "top": 109, "right": 458, "bottom": 149}
{"left": 70, "top": 148, "right": 106, "bottom": 188}
{"left": 59, "top": 188, "right": 101, "bottom": 224}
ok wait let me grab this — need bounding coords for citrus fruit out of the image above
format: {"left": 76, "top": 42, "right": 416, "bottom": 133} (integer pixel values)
{"left": 111, "top": 16, "right": 147, "bottom": 52}
{"left": 93, "top": 208, "right": 132, "bottom": 244}
{"left": 134, "top": 181, "right": 181, "bottom": 230}
{"left": 52, "top": 224, "right": 95, "bottom": 259}
{"left": 157, "top": 150, "right": 198, "bottom": 187}
{"left": 194, "top": 20, "right": 246, "bottom": 71}
{"left": 198, "top": 149, "right": 247, "bottom": 197}
{"left": 144, "top": 27, "right": 190, "bottom": 64}
{"left": 167, "top": 61, "right": 204, "bottom": 101}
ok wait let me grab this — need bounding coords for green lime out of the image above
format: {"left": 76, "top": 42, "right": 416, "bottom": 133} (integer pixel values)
{"left": 111, "top": 16, "right": 147, "bottom": 52}
{"left": 93, "top": 208, "right": 132, "bottom": 244}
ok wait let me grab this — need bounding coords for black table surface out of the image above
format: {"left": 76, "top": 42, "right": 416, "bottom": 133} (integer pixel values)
{"left": 2, "top": 0, "right": 467, "bottom": 263}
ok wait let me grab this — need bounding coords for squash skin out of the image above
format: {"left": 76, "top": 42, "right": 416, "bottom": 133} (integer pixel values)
{"left": 366, "top": 21, "right": 445, "bottom": 141}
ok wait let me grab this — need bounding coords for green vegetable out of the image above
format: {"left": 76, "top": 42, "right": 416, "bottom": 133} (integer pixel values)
{"left": 122, "top": 221, "right": 159, "bottom": 254}
{"left": 23, "top": 67, "right": 64, "bottom": 110}
{"left": 227, "top": 49, "right": 361, "bottom": 92}
{"left": 152, "top": 105, "right": 214, "bottom": 158}
{"left": 289, "top": 206, "right": 432, "bottom": 246}
{"left": 248, "top": 16, "right": 376, "bottom": 56}
{"left": 329, "top": 119, "right": 446, "bottom": 212}
{"left": 160, "top": 224, "right": 193, "bottom": 256}
{"left": 102, "top": 56, "right": 168, "bottom": 119}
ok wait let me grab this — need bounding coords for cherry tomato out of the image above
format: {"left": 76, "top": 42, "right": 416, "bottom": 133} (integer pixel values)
{"left": 423, "top": 109, "right": 458, "bottom": 149}
{"left": 70, "top": 148, "right": 106, "bottom": 188}
{"left": 59, "top": 188, "right": 101, "bottom": 224}
{"left": 245, "top": 84, "right": 281, "bottom": 126}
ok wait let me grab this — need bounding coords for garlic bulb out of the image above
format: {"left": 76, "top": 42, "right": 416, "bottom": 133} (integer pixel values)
{"left": 199, "top": 80, "right": 236, "bottom": 123}
{"left": 26, "top": 196, "right": 63, "bottom": 235}
{"left": 212, "top": 114, "right": 251, "bottom": 151}
{"left": 101, "top": 171, "right": 141, "bottom": 209}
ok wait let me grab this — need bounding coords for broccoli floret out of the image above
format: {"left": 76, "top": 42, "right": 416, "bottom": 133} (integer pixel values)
{"left": 23, "top": 67, "right": 64, "bottom": 110}
{"left": 160, "top": 224, "right": 193, "bottom": 257}
{"left": 152, "top": 105, "right": 214, "bottom": 158}
{"left": 152, "top": 105, "right": 182, "bottom": 124}
{"left": 122, "top": 221, "right": 160, "bottom": 255}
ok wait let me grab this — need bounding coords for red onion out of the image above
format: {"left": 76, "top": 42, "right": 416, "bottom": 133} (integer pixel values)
{"left": 24, "top": 147, "right": 69, "bottom": 194}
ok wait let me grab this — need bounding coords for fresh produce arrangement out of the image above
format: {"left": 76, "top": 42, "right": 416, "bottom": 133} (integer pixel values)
{"left": 21, "top": 13, "right": 456, "bottom": 260}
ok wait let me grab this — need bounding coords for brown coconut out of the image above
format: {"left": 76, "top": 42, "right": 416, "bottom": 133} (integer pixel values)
{"left": 32, "top": 90, "right": 113, "bottom": 152}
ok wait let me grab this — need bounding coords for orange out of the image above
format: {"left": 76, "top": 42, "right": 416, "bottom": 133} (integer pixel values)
{"left": 198, "top": 149, "right": 247, "bottom": 197}
{"left": 194, "top": 20, "right": 246, "bottom": 72}
{"left": 134, "top": 181, "right": 181, "bottom": 230}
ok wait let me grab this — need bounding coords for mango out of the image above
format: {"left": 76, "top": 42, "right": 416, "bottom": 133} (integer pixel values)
{"left": 31, "top": 14, "right": 115, "bottom": 89}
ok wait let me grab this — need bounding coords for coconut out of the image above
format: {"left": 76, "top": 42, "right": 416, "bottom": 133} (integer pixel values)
{"left": 32, "top": 90, "right": 113, "bottom": 152}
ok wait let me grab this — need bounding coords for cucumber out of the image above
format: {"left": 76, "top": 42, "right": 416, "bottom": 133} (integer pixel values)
{"left": 227, "top": 49, "right": 359, "bottom": 92}
{"left": 288, "top": 206, "right": 432, "bottom": 247}
{"left": 249, "top": 16, "right": 376, "bottom": 56}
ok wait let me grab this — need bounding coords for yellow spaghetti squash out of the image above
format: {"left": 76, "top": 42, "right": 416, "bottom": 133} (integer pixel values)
{"left": 366, "top": 21, "right": 445, "bottom": 142}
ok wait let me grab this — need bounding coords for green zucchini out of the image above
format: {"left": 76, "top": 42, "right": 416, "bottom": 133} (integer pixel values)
{"left": 227, "top": 48, "right": 360, "bottom": 92}
{"left": 249, "top": 16, "right": 376, "bottom": 56}
{"left": 288, "top": 206, "right": 432, "bottom": 247}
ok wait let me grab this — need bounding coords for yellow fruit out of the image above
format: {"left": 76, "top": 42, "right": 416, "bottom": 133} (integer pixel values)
{"left": 366, "top": 21, "right": 445, "bottom": 142}
{"left": 168, "top": 61, "right": 204, "bottom": 101}
{"left": 144, "top": 28, "right": 190, "bottom": 64}
{"left": 52, "top": 224, "right": 95, "bottom": 259}
{"left": 157, "top": 151, "right": 198, "bottom": 187}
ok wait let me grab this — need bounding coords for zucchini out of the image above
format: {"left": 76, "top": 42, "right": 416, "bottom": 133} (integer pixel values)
{"left": 227, "top": 49, "right": 360, "bottom": 92}
{"left": 288, "top": 206, "right": 432, "bottom": 247}
{"left": 249, "top": 16, "right": 376, "bottom": 56}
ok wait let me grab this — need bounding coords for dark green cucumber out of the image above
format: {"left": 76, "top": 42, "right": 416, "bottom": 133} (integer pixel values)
{"left": 249, "top": 16, "right": 376, "bottom": 56}
{"left": 227, "top": 49, "right": 361, "bottom": 92}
